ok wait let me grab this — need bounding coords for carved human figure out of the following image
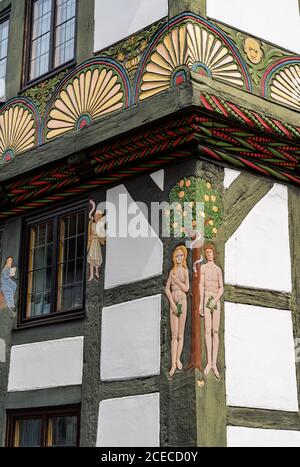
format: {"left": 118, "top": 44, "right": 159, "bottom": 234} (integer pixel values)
{"left": 199, "top": 244, "right": 224, "bottom": 379}
{"left": 165, "top": 245, "right": 190, "bottom": 379}
{"left": 87, "top": 200, "right": 106, "bottom": 281}
{"left": 0, "top": 257, "right": 17, "bottom": 310}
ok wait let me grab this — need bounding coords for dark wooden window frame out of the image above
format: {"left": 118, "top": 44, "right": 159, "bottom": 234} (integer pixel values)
{"left": 6, "top": 405, "right": 81, "bottom": 448}
{"left": 0, "top": 7, "right": 10, "bottom": 24}
{"left": 0, "top": 7, "right": 11, "bottom": 99}
{"left": 23, "top": 0, "right": 78, "bottom": 87}
{"left": 18, "top": 200, "right": 88, "bottom": 328}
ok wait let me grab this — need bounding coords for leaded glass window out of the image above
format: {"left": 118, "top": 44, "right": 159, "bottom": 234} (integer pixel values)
{"left": 29, "top": 0, "right": 76, "bottom": 81}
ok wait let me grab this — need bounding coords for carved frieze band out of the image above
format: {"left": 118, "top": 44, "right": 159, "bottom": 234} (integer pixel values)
{"left": 0, "top": 13, "right": 298, "bottom": 165}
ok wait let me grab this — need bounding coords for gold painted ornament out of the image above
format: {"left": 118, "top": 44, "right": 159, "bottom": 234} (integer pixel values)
{"left": 47, "top": 68, "right": 124, "bottom": 140}
{"left": 186, "top": 23, "right": 244, "bottom": 87}
{"left": 140, "top": 24, "right": 188, "bottom": 101}
{"left": 270, "top": 65, "right": 300, "bottom": 111}
{"left": 0, "top": 106, "right": 36, "bottom": 162}
{"left": 140, "top": 22, "right": 245, "bottom": 101}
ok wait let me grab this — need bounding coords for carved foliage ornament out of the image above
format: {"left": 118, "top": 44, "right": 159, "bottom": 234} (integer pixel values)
{"left": 166, "top": 177, "right": 224, "bottom": 239}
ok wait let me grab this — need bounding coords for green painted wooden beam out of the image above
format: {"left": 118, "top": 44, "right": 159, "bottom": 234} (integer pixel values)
{"left": 225, "top": 285, "right": 291, "bottom": 311}
{"left": 76, "top": 0, "right": 95, "bottom": 65}
{"left": 228, "top": 407, "right": 300, "bottom": 431}
{"left": 6, "top": 386, "right": 82, "bottom": 410}
{"left": 288, "top": 187, "right": 300, "bottom": 414}
{"left": 0, "top": 0, "right": 11, "bottom": 13}
{"left": 101, "top": 377, "right": 160, "bottom": 401}
{"left": 168, "top": 0, "right": 207, "bottom": 18}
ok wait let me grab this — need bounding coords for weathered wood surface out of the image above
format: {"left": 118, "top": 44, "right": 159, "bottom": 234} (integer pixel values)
{"left": 228, "top": 407, "right": 300, "bottom": 431}
{"left": 169, "top": 0, "right": 206, "bottom": 17}
{"left": 76, "top": 0, "right": 94, "bottom": 64}
{"left": 0, "top": 84, "right": 193, "bottom": 183}
{"left": 101, "top": 377, "right": 160, "bottom": 401}
{"left": 225, "top": 285, "right": 291, "bottom": 311}
{"left": 289, "top": 187, "right": 300, "bottom": 413}
{"left": 6, "top": 385, "right": 82, "bottom": 410}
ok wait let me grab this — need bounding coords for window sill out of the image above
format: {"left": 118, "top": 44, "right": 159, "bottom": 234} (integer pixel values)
{"left": 14, "top": 309, "right": 85, "bottom": 331}
{"left": 20, "top": 60, "right": 76, "bottom": 94}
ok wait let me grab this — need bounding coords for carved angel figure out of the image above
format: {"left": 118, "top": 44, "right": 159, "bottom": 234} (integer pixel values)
{"left": 87, "top": 200, "right": 106, "bottom": 281}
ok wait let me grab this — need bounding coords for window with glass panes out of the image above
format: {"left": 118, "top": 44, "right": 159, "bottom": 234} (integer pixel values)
{"left": 29, "top": 0, "right": 76, "bottom": 81}
{"left": 0, "top": 13, "right": 9, "bottom": 99}
{"left": 23, "top": 207, "right": 87, "bottom": 322}
{"left": 7, "top": 406, "right": 80, "bottom": 447}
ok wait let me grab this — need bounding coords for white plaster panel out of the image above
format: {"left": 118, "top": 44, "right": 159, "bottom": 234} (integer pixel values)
{"left": 94, "top": 0, "right": 168, "bottom": 52}
{"left": 105, "top": 184, "right": 163, "bottom": 289}
{"left": 8, "top": 337, "right": 84, "bottom": 392}
{"left": 225, "top": 184, "right": 292, "bottom": 292}
{"left": 225, "top": 303, "right": 298, "bottom": 412}
{"left": 207, "top": 0, "right": 300, "bottom": 53}
{"left": 150, "top": 170, "right": 165, "bottom": 191}
{"left": 224, "top": 168, "right": 241, "bottom": 189}
{"left": 227, "top": 426, "right": 300, "bottom": 447}
{"left": 101, "top": 295, "right": 161, "bottom": 381}
{"left": 97, "top": 393, "right": 160, "bottom": 447}
{"left": 0, "top": 338, "right": 6, "bottom": 363}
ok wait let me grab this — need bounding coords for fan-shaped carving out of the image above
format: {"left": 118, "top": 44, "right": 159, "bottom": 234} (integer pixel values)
{"left": 47, "top": 68, "right": 125, "bottom": 140}
{"left": 0, "top": 106, "right": 36, "bottom": 162}
{"left": 140, "top": 24, "right": 188, "bottom": 101}
{"left": 139, "top": 23, "right": 245, "bottom": 101}
{"left": 270, "top": 65, "right": 300, "bottom": 111}
{"left": 185, "top": 23, "right": 244, "bottom": 87}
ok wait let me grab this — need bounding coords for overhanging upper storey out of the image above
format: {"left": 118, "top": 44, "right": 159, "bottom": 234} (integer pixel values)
{"left": 0, "top": 12, "right": 299, "bottom": 220}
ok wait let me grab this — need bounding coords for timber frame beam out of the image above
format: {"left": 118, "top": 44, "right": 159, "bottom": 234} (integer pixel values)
{"left": 1, "top": 77, "right": 300, "bottom": 221}
{"left": 168, "top": 0, "right": 207, "bottom": 18}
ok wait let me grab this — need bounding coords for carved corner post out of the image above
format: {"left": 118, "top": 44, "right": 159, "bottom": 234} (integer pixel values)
{"left": 194, "top": 159, "right": 227, "bottom": 448}
{"left": 162, "top": 159, "right": 199, "bottom": 447}
{"left": 163, "top": 158, "right": 226, "bottom": 447}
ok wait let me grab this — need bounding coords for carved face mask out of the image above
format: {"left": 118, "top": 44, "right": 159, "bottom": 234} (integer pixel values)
{"left": 244, "top": 38, "right": 263, "bottom": 64}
